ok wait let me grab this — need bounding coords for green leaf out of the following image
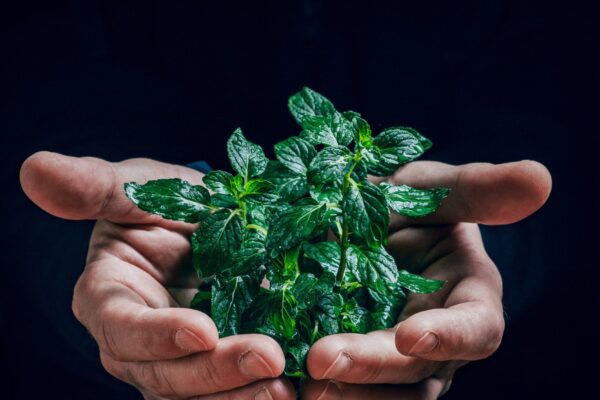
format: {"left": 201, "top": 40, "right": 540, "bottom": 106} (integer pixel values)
{"left": 210, "top": 193, "right": 238, "bottom": 208}
{"left": 266, "top": 202, "right": 326, "bottom": 256}
{"left": 309, "top": 182, "right": 343, "bottom": 204}
{"left": 397, "top": 270, "right": 445, "bottom": 293}
{"left": 313, "top": 292, "right": 344, "bottom": 336}
{"left": 302, "top": 241, "right": 341, "bottom": 276}
{"left": 274, "top": 136, "right": 316, "bottom": 175}
{"left": 190, "top": 288, "right": 211, "bottom": 314}
{"left": 343, "top": 180, "right": 389, "bottom": 247}
{"left": 284, "top": 341, "right": 310, "bottom": 378}
{"left": 228, "top": 236, "right": 266, "bottom": 276}
{"left": 340, "top": 299, "right": 370, "bottom": 333}
{"left": 347, "top": 245, "right": 398, "bottom": 294}
{"left": 353, "top": 116, "right": 373, "bottom": 148}
{"left": 368, "top": 287, "right": 407, "bottom": 330}
{"left": 288, "top": 87, "right": 336, "bottom": 125}
{"left": 191, "top": 209, "right": 244, "bottom": 277}
{"left": 341, "top": 110, "right": 361, "bottom": 122}
{"left": 269, "top": 246, "right": 301, "bottom": 287}
{"left": 379, "top": 183, "right": 449, "bottom": 217}
{"left": 241, "top": 179, "right": 279, "bottom": 203}
{"left": 301, "top": 112, "right": 353, "bottom": 147}
{"left": 369, "top": 127, "right": 432, "bottom": 176}
{"left": 203, "top": 170, "right": 235, "bottom": 195}
{"left": 292, "top": 271, "right": 336, "bottom": 309}
{"left": 308, "top": 146, "right": 352, "bottom": 185}
{"left": 227, "top": 128, "right": 269, "bottom": 179}
{"left": 262, "top": 160, "right": 307, "bottom": 202}
{"left": 212, "top": 272, "right": 263, "bottom": 337}
{"left": 124, "top": 178, "right": 212, "bottom": 223}
{"left": 243, "top": 289, "right": 298, "bottom": 341}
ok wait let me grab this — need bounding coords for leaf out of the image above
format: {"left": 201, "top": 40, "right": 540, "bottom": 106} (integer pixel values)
{"left": 313, "top": 292, "right": 344, "bottom": 336}
{"left": 211, "top": 193, "right": 238, "bottom": 208}
{"left": 301, "top": 112, "right": 353, "bottom": 147}
{"left": 203, "top": 170, "right": 236, "bottom": 195}
{"left": 124, "top": 178, "right": 212, "bottom": 223}
{"left": 397, "top": 270, "right": 445, "bottom": 293}
{"left": 353, "top": 116, "right": 373, "bottom": 148}
{"left": 302, "top": 241, "right": 340, "bottom": 276}
{"left": 241, "top": 179, "right": 279, "bottom": 203}
{"left": 288, "top": 87, "right": 336, "bottom": 125}
{"left": 347, "top": 245, "right": 398, "bottom": 294}
{"left": 369, "top": 127, "right": 432, "bottom": 176}
{"left": 211, "top": 272, "right": 263, "bottom": 337}
{"left": 274, "top": 136, "right": 316, "bottom": 175}
{"left": 379, "top": 183, "right": 450, "bottom": 217}
{"left": 309, "top": 182, "right": 343, "bottom": 204}
{"left": 368, "top": 287, "right": 407, "bottom": 330}
{"left": 308, "top": 146, "right": 352, "bottom": 185}
{"left": 191, "top": 209, "right": 244, "bottom": 277}
{"left": 269, "top": 246, "right": 301, "bottom": 287}
{"left": 343, "top": 180, "right": 389, "bottom": 247}
{"left": 266, "top": 201, "right": 326, "bottom": 256}
{"left": 292, "top": 271, "right": 336, "bottom": 309}
{"left": 243, "top": 289, "right": 298, "bottom": 341}
{"left": 228, "top": 236, "right": 266, "bottom": 276}
{"left": 284, "top": 341, "right": 311, "bottom": 378}
{"left": 262, "top": 160, "right": 307, "bottom": 202}
{"left": 227, "top": 128, "right": 269, "bottom": 179}
{"left": 340, "top": 299, "right": 370, "bottom": 333}
{"left": 190, "top": 288, "right": 211, "bottom": 314}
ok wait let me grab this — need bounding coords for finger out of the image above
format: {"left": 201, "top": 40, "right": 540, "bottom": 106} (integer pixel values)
{"left": 19, "top": 151, "right": 205, "bottom": 223}
{"left": 302, "top": 377, "right": 446, "bottom": 400}
{"left": 191, "top": 378, "right": 295, "bottom": 400}
{"left": 100, "top": 334, "right": 286, "bottom": 398}
{"left": 384, "top": 160, "right": 551, "bottom": 228}
{"left": 73, "top": 257, "right": 218, "bottom": 361}
{"left": 307, "top": 330, "right": 440, "bottom": 384}
{"left": 395, "top": 255, "right": 504, "bottom": 361}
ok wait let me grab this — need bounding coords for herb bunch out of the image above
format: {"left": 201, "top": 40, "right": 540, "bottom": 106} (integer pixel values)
{"left": 125, "top": 87, "right": 449, "bottom": 378}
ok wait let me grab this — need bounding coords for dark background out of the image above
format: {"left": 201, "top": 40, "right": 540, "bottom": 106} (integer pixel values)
{"left": 1, "top": 0, "right": 597, "bottom": 398}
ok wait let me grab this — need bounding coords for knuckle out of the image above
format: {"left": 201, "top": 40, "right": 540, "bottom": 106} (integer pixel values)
{"left": 406, "top": 359, "right": 436, "bottom": 384}
{"left": 135, "top": 362, "right": 179, "bottom": 399}
{"left": 97, "top": 306, "right": 122, "bottom": 359}
{"left": 99, "top": 352, "right": 122, "bottom": 380}
{"left": 192, "top": 354, "right": 221, "bottom": 390}
{"left": 483, "top": 315, "right": 505, "bottom": 357}
{"left": 359, "top": 353, "right": 385, "bottom": 383}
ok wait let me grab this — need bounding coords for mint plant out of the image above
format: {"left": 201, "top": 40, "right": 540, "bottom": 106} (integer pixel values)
{"left": 125, "top": 87, "right": 449, "bottom": 379}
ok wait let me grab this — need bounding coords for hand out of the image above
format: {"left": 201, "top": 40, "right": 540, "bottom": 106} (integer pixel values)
{"left": 20, "top": 152, "right": 295, "bottom": 400}
{"left": 302, "top": 160, "right": 552, "bottom": 399}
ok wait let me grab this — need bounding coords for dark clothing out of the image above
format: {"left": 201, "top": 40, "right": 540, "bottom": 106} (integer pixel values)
{"left": 1, "top": 1, "right": 596, "bottom": 398}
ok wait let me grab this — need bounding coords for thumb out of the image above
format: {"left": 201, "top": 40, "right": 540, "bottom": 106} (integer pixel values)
{"left": 20, "top": 151, "right": 205, "bottom": 223}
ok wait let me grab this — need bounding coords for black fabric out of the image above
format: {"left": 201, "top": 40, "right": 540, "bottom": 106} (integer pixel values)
{"left": 1, "top": 0, "right": 596, "bottom": 398}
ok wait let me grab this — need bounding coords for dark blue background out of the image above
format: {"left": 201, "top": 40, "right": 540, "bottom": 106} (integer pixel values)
{"left": 1, "top": 0, "right": 596, "bottom": 398}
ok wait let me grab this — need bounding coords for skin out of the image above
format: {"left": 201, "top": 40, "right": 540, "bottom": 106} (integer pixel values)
{"left": 20, "top": 152, "right": 551, "bottom": 399}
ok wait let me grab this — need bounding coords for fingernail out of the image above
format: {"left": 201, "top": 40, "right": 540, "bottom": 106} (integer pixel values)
{"left": 316, "top": 381, "right": 343, "bottom": 400}
{"left": 174, "top": 328, "right": 207, "bottom": 352}
{"left": 322, "top": 352, "right": 352, "bottom": 379}
{"left": 254, "top": 387, "right": 273, "bottom": 400}
{"left": 239, "top": 350, "right": 274, "bottom": 378}
{"left": 408, "top": 332, "right": 439, "bottom": 356}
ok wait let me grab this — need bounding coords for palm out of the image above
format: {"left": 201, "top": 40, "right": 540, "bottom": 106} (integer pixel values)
{"left": 88, "top": 218, "right": 201, "bottom": 308}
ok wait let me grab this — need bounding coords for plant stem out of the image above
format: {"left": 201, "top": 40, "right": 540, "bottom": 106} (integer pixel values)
{"left": 336, "top": 222, "right": 349, "bottom": 282}
{"left": 336, "top": 153, "right": 362, "bottom": 283}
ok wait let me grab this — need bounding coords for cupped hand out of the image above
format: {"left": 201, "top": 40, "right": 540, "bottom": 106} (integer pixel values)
{"left": 20, "top": 152, "right": 295, "bottom": 400}
{"left": 303, "top": 160, "right": 552, "bottom": 399}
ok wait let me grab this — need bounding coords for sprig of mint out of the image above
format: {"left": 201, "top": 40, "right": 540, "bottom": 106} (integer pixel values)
{"left": 124, "top": 87, "right": 449, "bottom": 380}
